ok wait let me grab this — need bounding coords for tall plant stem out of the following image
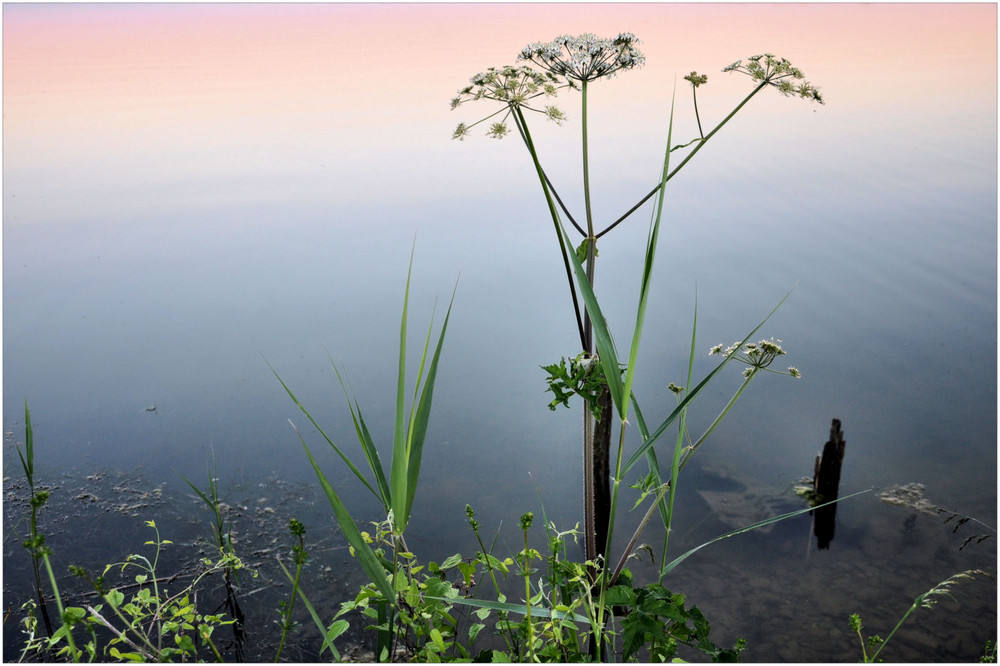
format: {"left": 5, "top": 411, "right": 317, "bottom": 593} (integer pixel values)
{"left": 596, "top": 80, "right": 768, "bottom": 239}
{"left": 581, "top": 78, "right": 597, "bottom": 348}
{"left": 578, "top": 78, "right": 614, "bottom": 568}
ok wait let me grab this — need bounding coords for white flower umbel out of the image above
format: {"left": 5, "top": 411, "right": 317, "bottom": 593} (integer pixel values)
{"left": 519, "top": 32, "right": 645, "bottom": 83}
{"left": 710, "top": 337, "right": 801, "bottom": 379}
{"left": 724, "top": 54, "right": 824, "bottom": 104}
{"left": 450, "top": 65, "right": 566, "bottom": 140}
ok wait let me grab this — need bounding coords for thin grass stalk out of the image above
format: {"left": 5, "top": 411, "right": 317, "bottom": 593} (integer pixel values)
{"left": 274, "top": 540, "right": 304, "bottom": 661}
{"left": 678, "top": 375, "right": 753, "bottom": 472}
{"left": 621, "top": 288, "right": 792, "bottom": 476}
{"left": 40, "top": 549, "right": 79, "bottom": 657}
{"left": 661, "top": 489, "right": 872, "bottom": 576}
{"left": 608, "top": 482, "right": 670, "bottom": 587}
{"left": 596, "top": 80, "right": 769, "bottom": 239}
{"left": 18, "top": 400, "right": 54, "bottom": 638}
{"left": 276, "top": 560, "right": 346, "bottom": 661}
{"left": 657, "top": 293, "right": 699, "bottom": 580}
{"left": 268, "top": 362, "right": 381, "bottom": 500}
{"left": 542, "top": 169, "right": 586, "bottom": 236}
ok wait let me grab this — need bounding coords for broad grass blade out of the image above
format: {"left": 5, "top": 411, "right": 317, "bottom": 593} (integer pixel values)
{"left": 277, "top": 559, "right": 346, "bottom": 660}
{"left": 403, "top": 281, "right": 458, "bottom": 525}
{"left": 389, "top": 245, "right": 416, "bottom": 535}
{"left": 292, "top": 421, "right": 394, "bottom": 603}
{"left": 621, "top": 84, "right": 675, "bottom": 421}
{"left": 554, "top": 219, "right": 625, "bottom": 417}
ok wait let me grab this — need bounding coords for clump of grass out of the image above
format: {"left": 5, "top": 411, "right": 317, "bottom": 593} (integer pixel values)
{"left": 850, "top": 569, "right": 995, "bottom": 662}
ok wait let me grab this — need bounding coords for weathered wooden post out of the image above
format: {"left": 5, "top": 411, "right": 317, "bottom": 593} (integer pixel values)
{"left": 813, "top": 418, "right": 846, "bottom": 549}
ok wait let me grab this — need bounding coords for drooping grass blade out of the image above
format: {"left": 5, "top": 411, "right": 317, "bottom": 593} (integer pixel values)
{"left": 660, "top": 488, "right": 872, "bottom": 576}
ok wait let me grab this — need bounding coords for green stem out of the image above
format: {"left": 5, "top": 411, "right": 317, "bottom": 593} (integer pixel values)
{"left": 512, "top": 106, "right": 587, "bottom": 350}
{"left": 580, "top": 79, "right": 596, "bottom": 350}
{"left": 595, "top": 418, "right": 629, "bottom": 642}
{"left": 40, "top": 552, "right": 79, "bottom": 658}
{"left": 679, "top": 375, "right": 754, "bottom": 472}
{"left": 274, "top": 535, "right": 304, "bottom": 662}
{"left": 693, "top": 86, "right": 704, "bottom": 139}
{"left": 522, "top": 527, "right": 535, "bottom": 662}
{"left": 596, "top": 80, "right": 769, "bottom": 239}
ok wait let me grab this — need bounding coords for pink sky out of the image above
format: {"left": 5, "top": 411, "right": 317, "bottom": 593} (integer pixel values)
{"left": 3, "top": 3, "right": 995, "bottom": 217}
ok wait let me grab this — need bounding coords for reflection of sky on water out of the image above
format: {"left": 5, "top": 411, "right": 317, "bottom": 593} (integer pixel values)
{"left": 3, "top": 4, "right": 996, "bottom": 658}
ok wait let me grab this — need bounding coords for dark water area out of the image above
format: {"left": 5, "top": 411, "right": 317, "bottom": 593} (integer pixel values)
{"left": 3, "top": 452, "right": 995, "bottom": 662}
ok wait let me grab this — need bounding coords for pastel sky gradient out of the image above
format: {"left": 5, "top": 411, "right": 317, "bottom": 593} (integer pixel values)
{"left": 4, "top": 3, "right": 996, "bottom": 226}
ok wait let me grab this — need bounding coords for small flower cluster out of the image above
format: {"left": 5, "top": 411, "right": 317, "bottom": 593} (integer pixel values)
{"left": 519, "top": 32, "right": 646, "bottom": 83}
{"left": 451, "top": 65, "right": 565, "bottom": 140}
{"left": 710, "top": 337, "right": 801, "bottom": 379}
{"left": 723, "top": 54, "right": 824, "bottom": 104}
{"left": 683, "top": 71, "right": 708, "bottom": 88}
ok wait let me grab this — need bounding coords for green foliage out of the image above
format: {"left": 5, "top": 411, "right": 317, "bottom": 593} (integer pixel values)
{"left": 982, "top": 639, "right": 997, "bottom": 663}
{"left": 620, "top": 584, "right": 745, "bottom": 662}
{"left": 541, "top": 352, "right": 612, "bottom": 420}
{"left": 16, "top": 520, "right": 247, "bottom": 663}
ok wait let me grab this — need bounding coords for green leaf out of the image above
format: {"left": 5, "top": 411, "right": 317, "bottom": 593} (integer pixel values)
{"left": 268, "top": 360, "right": 380, "bottom": 500}
{"left": 330, "top": 359, "right": 392, "bottom": 509}
{"left": 403, "top": 280, "right": 457, "bottom": 529}
{"left": 277, "top": 559, "right": 345, "bottom": 661}
{"left": 575, "top": 237, "right": 598, "bottom": 263}
{"left": 294, "top": 429, "right": 394, "bottom": 603}
{"left": 440, "top": 553, "right": 463, "bottom": 570}
{"left": 429, "top": 596, "right": 590, "bottom": 624}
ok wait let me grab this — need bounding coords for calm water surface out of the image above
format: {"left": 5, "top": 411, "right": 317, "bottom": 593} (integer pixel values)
{"left": 3, "top": 4, "right": 996, "bottom": 661}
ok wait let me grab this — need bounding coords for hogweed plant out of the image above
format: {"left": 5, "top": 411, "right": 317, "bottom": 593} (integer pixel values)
{"left": 266, "top": 34, "right": 839, "bottom": 662}
{"left": 453, "top": 30, "right": 823, "bottom": 628}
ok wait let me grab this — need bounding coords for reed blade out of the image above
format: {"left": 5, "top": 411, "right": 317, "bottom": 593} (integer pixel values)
{"left": 277, "top": 559, "right": 346, "bottom": 660}
{"left": 293, "top": 423, "right": 394, "bottom": 602}
{"left": 329, "top": 356, "right": 392, "bottom": 508}
{"left": 267, "top": 359, "right": 380, "bottom": 499}
{"left": 404, "top": 280, "right": 458, "bottom": 525}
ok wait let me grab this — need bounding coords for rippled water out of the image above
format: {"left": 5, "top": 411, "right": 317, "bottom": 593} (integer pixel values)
{"left": 4, "top": 4, "right": 996, "bottom": 661}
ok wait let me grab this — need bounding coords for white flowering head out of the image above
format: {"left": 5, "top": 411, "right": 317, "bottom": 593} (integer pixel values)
{"left": 450, "top": 65, "right": 567, "bottom": 140}
{"left": 519, "top": 32, "right": 645, "bottom": 83}
{"left": 723, "top": 54, "right": 824, "bottom": 104}
{"left": 710, "top": 337, "right": 801, "bottom": 379}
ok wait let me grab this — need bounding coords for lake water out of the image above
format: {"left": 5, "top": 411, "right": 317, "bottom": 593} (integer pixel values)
{"left": 3, "top": 4, "right": 996, "bottom": 662}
